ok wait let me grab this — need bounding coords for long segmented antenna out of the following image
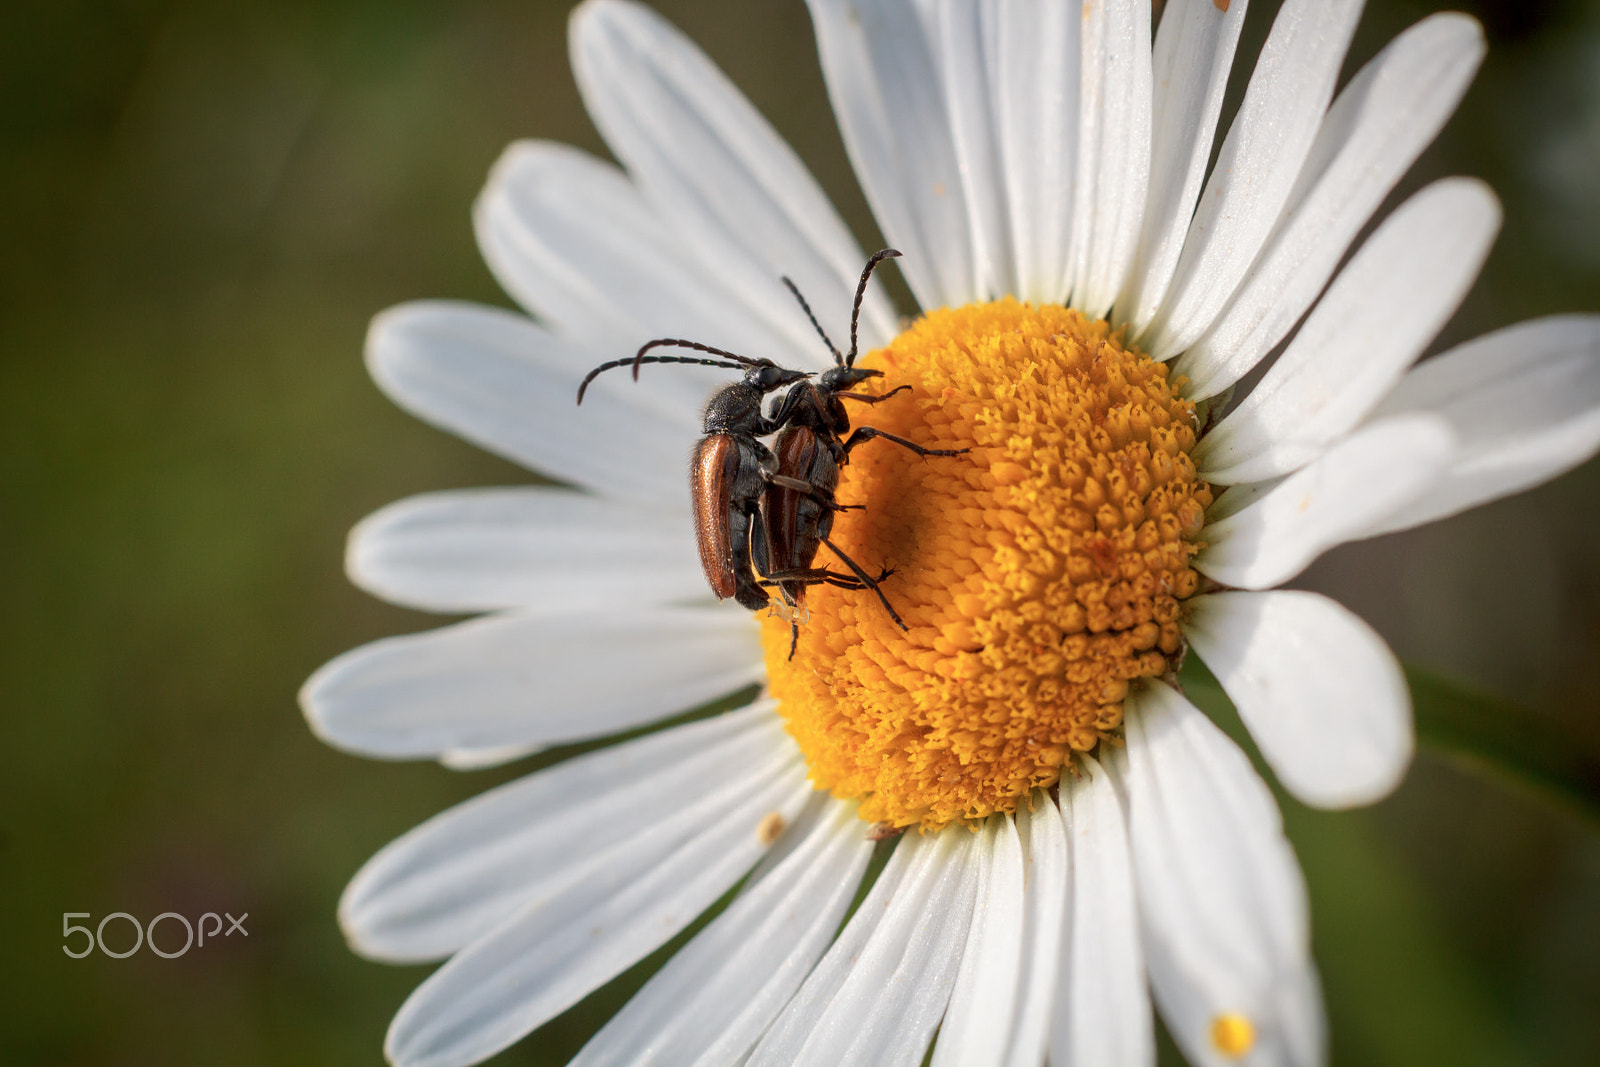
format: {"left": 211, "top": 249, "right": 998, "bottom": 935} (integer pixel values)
{"left": 576, "top": 353, "right": 754, "bottom": 404}
{"left": 631, "top": 338, "right": 764, "bottom": 378}
{"left": 849, "top": 249, "right": 901, "bottom": 367}
{"left": 781, "top": 276, "right": 844, "bottom": 365}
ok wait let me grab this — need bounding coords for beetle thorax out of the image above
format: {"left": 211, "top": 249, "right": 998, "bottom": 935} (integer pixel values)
{"left": 701, "top": 382, "right": 763, "bottom": 435}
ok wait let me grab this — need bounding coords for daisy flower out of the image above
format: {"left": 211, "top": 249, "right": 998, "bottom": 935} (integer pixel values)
{"left": 301, "top": 1, "right": 1600, "bottom": 1065}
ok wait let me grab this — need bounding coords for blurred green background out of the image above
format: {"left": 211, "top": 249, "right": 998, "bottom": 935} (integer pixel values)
{"left": 3, "top": 0, "right": 1600, "bottom": 1063}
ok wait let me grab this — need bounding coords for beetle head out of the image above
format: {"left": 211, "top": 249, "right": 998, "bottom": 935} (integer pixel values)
{"left": 746, "top": 362, "right": 812, "bottom": 394}
{"left": 819, "top": 365, "right": 883, "bottom": 392}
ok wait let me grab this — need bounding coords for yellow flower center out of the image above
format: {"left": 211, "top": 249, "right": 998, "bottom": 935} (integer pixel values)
{"left": 762, "top": 300, "right": 1212, "bottom": 831}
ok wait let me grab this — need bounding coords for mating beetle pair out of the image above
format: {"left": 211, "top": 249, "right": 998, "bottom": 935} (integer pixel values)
{"left": 577, "top": 250, "right": 965, "bottom": 655}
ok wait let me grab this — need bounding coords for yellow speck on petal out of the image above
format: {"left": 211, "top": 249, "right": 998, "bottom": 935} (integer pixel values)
{"left": 1210, "top": 1013, "right": 1256, "bottom": 1057}
{"left": 763, "top": 300, "right": 1212, "bottom": 831}
{"left": 756, "top": 812, "right": 786, "bottom": 845}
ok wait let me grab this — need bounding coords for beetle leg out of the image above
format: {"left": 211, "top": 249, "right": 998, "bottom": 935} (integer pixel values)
{"left": 821, "top": 539, "right": 908, "bottom": 631}
{"left": 841, "top": 426, "right": 970, "bottom": 460}
{"left": 835, "top": 385, "right": 911, "bottom": 404}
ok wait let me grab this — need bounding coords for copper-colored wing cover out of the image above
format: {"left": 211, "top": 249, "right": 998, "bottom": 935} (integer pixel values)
{"left": 691, "top": 434, "right": 740, "bottom": 600}
{"left": 763, "top": 425, "right": 820, "bottom": 577}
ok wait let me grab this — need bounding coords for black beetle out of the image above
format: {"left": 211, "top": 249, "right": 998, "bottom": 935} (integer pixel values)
{"left": 758, "top": 249, "right": 968, "bottom": 657}
{"left": 577, "top": 339, "right": 806, "bottom": 612}
{"left": 574, "top": 250, "right": 962, "bottom": 634}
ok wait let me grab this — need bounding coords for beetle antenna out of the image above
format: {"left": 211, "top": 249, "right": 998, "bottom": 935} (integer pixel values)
{"left": 847, "top": 248, "right": 901, "bottom": 367}
{"left": 781, "top": 276, "right": 844, "bottom": 365}
{"left": 632, "top": 338, "right": 764, "bottom": 379}
{"left": 576, "top": 354, "right": 752, "bottom": 404}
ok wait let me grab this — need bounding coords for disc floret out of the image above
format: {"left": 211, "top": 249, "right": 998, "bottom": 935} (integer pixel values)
{"left": 764, "top": 300, "right": 1213, "bottom": 831}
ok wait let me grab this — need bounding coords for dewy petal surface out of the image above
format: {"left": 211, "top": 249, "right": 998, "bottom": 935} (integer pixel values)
{"left": 1115, "top": 0, "right": 1247, "bottom": 331}
{"left": 1198, "top": 416, "right": 1455, "bottom": 590}
{"left": 383, "top": 737, "right": 812, "bottom": 1067}
{"left": 1052, "top": 755, "right": 1154, "bottom": 1067}
{"left": 1367, "top": 314, "right": 1600, "bottom": 534}
{"left": 347, "top": 487, "right": 703, "bottom": 614}
{"left": 1064, "top": 0, "right": 1152, "bottom": 319}
{"left": 301, "top": 606, "right": 763, "bottom": 760}
{"left": 1196, "top": 177, "right": 1500, "bottom": 484}
{"left": 930, "top": 816, "right": 1026, "bottom": 1067}
{"left": 934, "top": 1, "right": 1016, "bottom": 301}
{"left": 339, "top": 704, "right": 793, "bottom": 964}
{"left": 806, "top": 0, "right": 975, "bottom": 310}
{"left": 1113, "top": 683, "right": 1323, "bottom": 1067}
{"left": 1139, "top": 0, "right": 1363, "bottom": 360}
{"left": 570, "top": 796, "right": 873, "bottom": 1067}
{"left": 1187, "top": 592, "right": 1413, "bottom": 808}
{"left": 934, "top": 802, "right": 1070, "bottom": 1067}
{"left": 366, "top": 301, "right": 695, "bottom": 506}
{"left": 1177, "top": 13, "right": 1486, "bottom": 398}
{"left": 572, "top": 0, "right": 895, "bottom": 354}
{"left": 746, "top": 829, "right": 981, "bottom": 1067}
{"left": 991, "top": 0, "right": 1079, "bottom": 304}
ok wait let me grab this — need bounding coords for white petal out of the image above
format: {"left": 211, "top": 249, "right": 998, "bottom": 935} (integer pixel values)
{"left": 1114, "top": 0, "right": 1248, "bottom": 331}
{"left": 934, "top": 2, "right": 1014, "bottom": 301}
{"left": 1195, "top": 177, "right": 1500, "bottom": 484}
{"left": 475, "top": 140, "right": 830, "bottom": 420}
{"left": 384, "top": 745, "right": 813, "bottom": 1067}
{"left": 366, "top": 301, "right": 696, "bottom": 504}
{"left": 1052, "top": 755, "right": 1154, "bottom": 1067}
{"left": 1187, "top": 591, "right": 1413, "bottom": 808}
{"left": 1197, "top": 416, "right": 1454, "bottom": 590}
{"left": 993, "top": 0, "right": 1080, "bottom": 303}
{"left": 1139, "top": 0, "right": 1364, "bottom": 359}
{"left": 747, "top": 829, "right": 981, "bottom": 1067}
{"left": 571, "top": 796, "right": 874, "bottom": 1067}
{"left": 1065, "top": 0, "right": 1153, "bottom": 319}
{"left": 1178, "top": 14, "right": 1487, "bottom": 398}
{"left": 300, "top": 606, "right": 763, "bottom": 760}
{"left": 1112, "top": 683, "right": 1324, "bottom": 1067}
{"left": 346, "top": 487, "right": 703, "bottom": 614}
{"left": 1367, "top": 314, "right": 1600, "bottom": 535}
{"left": 805, "top": 0, "right": 974, "bottom": 309}
{"left": 998, "top": 799, "right": 1071, "bottom": 1067}
{"left": 572, "top": 0, "right": 895, "bottom": 354}
{"left": 930, "top": 817, "right": 1023, "bottom": 1067}
{"left": 1204, "top": 475, "right": 1284, "bottom": 524}
{"left": 339, "top": 703, "right": 791, "bottom": 963}
{"left": 436, "top": 742, "right": 543, "bottom": 772}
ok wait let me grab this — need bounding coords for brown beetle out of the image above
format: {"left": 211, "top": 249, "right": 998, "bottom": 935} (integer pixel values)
{"left": 758, "top": 249, "right": 967, "bottom": 657}
{"left": 579, "top": 340, "right": 809, "bottom": 611}
{"left": 575, "top": 250, "right": 962, "bottom": 632}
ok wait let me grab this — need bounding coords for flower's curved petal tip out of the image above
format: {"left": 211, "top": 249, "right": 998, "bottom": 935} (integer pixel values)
{"left": 1187, "top": 590, "right": 1414, "bottom": 810}
{"left": 1368, "top": 313, "right": 1600, "bottom": 535}
{"left": 363, "top": 300, "right": 694, "bottom": 504}
{"left": 1198, "top": 414, "right": 1456, "bottom": 590}
{"left": 298, "top": 608, "right": 763, "bottom": 762}
{"left": 345, "top": 487, "right": 703, "bottom": 615}
{"left": 1195, "top": 176, "right": 1496, "bottom": 485}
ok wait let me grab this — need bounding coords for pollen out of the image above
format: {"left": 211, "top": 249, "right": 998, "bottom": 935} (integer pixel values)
{"left": 762, "top": 300, "right": 1211, "bottom": 831}
{"left": 1209, "top": 1013, "right": 1257, "bottom": 1057}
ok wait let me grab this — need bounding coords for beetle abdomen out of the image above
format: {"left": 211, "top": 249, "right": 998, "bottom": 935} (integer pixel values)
{"left": 691, "top": 433, "right": 743, "bottom": 600}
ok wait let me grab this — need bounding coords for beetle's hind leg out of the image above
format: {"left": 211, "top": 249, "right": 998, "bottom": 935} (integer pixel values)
{"left": 840, "top": 426, "right": 969, "bottom": 460}
{"left": 821, "top": 539, "right": 907, "bottom": 631}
